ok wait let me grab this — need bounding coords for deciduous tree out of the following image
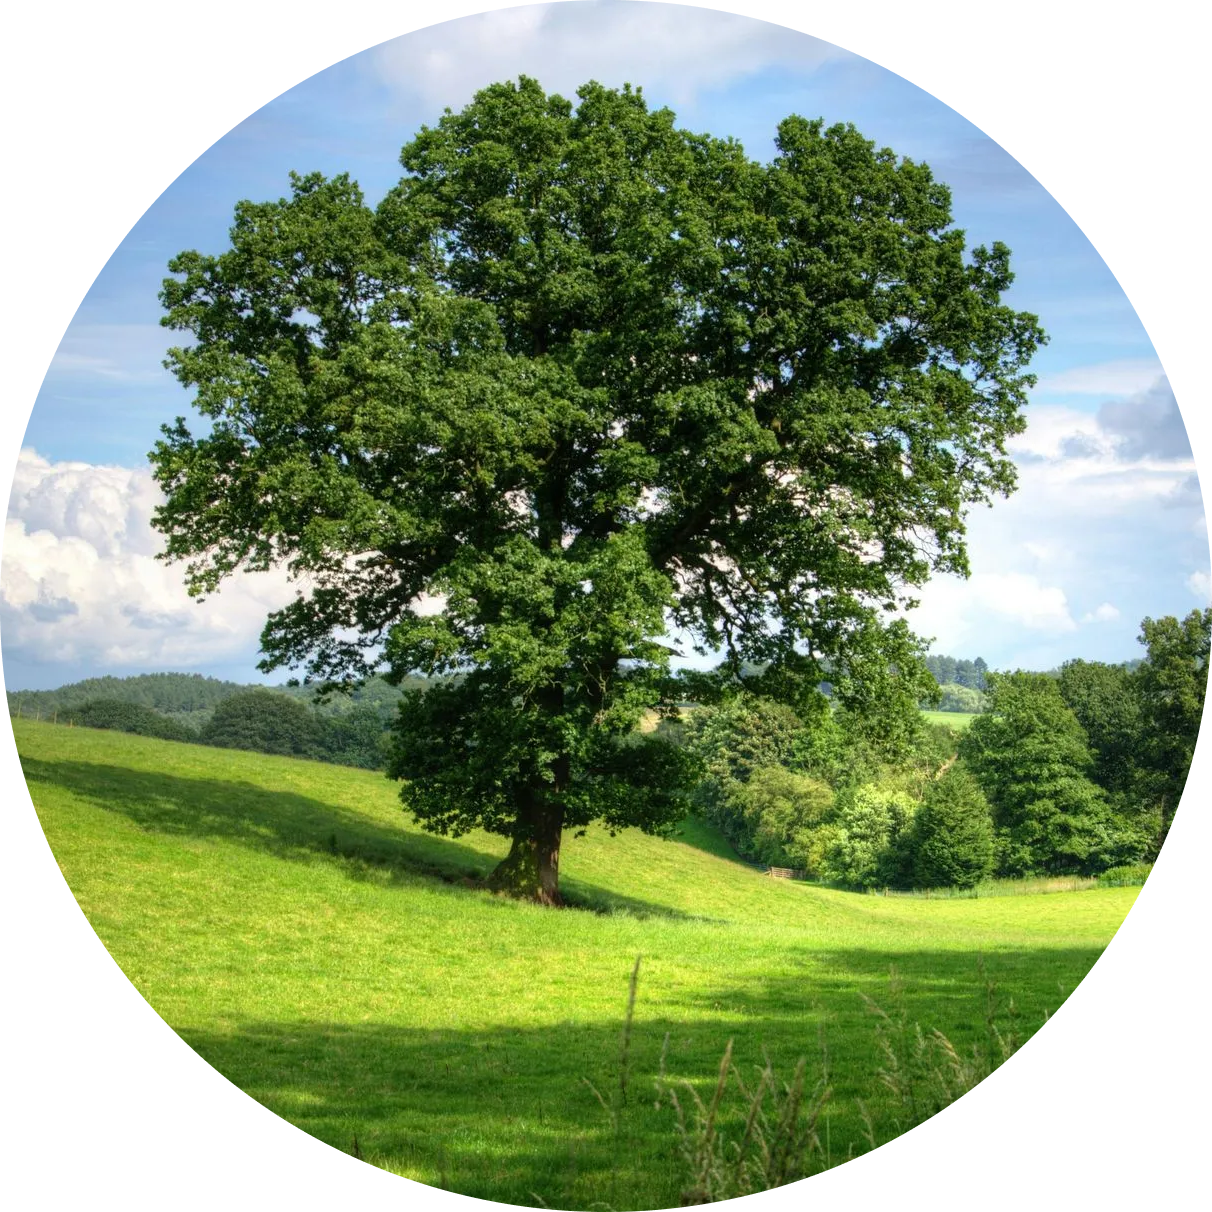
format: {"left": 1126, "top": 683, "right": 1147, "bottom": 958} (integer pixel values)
{"left": 1134, "top": 609, "right": 1211, "bottom": 849}
{"left": 151, "top": 78, "right": 1044, "bottom": 903}
{"left": 910, "top": 764, "right": 994, "bottom": 889}
{"left": 958, "top": 672, "right": 1113, "bottom": 874}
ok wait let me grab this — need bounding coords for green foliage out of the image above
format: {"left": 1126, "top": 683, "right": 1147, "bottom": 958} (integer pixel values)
{"left": 319, "top": 704, "right": 392, "bottom": 769}
{"left": 924, "top": 654, "right": 988, "bottom": 691}
{"left": 150, "top": 76, "right": 1044, "bottom": 899}
{"left": 910, "top": 765, "right": 995, "bottom": 889}
{"left": 684, "top": 695, "right": 807, "bottom": 790}
{"left": 906, "top": 723, "right": 961, "bottom": 782}
{"left": 201, "top": 689, "right": 326, "bottom": 758}
{"left": 1097, "top": 863, "right": 1153, "bottom": 887}
{"left": 1133, "top": 609, "right": 1211, "bottom": 848}
{"left": 731, "top": 765, "right": 836, "bottom": 871}
{"left": 1057, "top": 659, "right": 1142, "bottom": 795}
{"left": 680, "top": 694, "right": 844, "bottom": 864}
{"left": 63, "top": 697, "right": 199, "bottom": 743}
{"left": 8, "top": 672, "right": 249, "bottom": 724}
{"left": 958, "top": 672, "right": 1121, "bottom": 875}
{"left": 935, "top": 682, "right": 987, "bottom": 713}
{"left": 824, "top": 781, "right": 917, "bottom": 889}
{"left": 280, "top": 673, "right": 425, "bottom": 724}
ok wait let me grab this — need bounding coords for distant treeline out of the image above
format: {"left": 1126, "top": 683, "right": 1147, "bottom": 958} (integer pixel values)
{"left": 660, "top": 610, "right": 1207, "bottom": 889}
{"left": 923, "top": 654, "right": 1148, "bottom": 715}
{"left": 924, "top": 654, "right": 988, "bottom": 690}
{"left": 6, "top": 672, "right": 427, "bottom": 771}
{"left": 922, "top": 655, "right": 989, "bottom": 713}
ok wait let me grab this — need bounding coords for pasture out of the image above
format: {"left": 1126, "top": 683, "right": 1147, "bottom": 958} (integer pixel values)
{"left": 920, "top": 709, "right": 979, "bottom": 730}
{"left": 15, "top": 719, "right": 1136, "bottom": 1208}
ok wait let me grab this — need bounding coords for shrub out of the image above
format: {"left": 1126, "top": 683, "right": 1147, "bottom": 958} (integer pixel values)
{"left": 824, "top": 782, "right": 917, "bottom": 889}
{"left": 318, "top": 705, "right": 391, "bottom": 769}
{"left": 732, "top": 766, "right": 836, "bottom": 872}
{"left": 201, "top": 688, "right": 325, "bottom": 758}
{"left": 1097, "top": 863, "right": 1153, "bottom": 887}
{"left": 64, "top": 698, "right": 198, "bottom": 743}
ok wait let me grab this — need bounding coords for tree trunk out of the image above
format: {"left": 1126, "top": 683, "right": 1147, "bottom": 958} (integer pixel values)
{"left": 487, "top": 796, "right": 565, "bottom": 905}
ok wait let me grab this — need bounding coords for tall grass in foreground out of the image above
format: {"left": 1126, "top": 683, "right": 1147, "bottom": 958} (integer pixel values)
{"left": 579, "top": 959, "right": 1025, "bottom": 1206}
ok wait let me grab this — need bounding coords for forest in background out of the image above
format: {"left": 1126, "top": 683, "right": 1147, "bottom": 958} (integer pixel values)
{"left": 7, "top": 610, "right": 1205, "bottom": 890}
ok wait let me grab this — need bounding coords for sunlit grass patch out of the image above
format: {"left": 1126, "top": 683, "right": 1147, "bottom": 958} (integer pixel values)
{"left": 16, "top": 719, "right": 1137, "bottom": 1208}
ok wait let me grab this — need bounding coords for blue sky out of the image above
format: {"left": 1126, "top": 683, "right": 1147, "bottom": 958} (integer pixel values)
{"left": 3, "top": 1, "right": 1205, "bottom": 689}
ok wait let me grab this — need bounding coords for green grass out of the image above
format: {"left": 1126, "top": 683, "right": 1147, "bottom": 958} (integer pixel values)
{"left": 16, "top": 719, "right": 1137, "bottom": 1208}
{"left": 920, "top": 709, "right": 979, "bottom": 730}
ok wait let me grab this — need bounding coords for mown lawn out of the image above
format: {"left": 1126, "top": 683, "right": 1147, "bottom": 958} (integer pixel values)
{"left": 16, "top": 719, "right": 1137, "bottom": 1208}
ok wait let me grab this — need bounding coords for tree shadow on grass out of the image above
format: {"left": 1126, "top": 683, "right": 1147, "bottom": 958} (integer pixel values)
{"left": 21, "top": 756, "right": 700, "bottom": 920}
{"left": 172, "top": 944, "right": 1107, "bottom": 1211}
{"left": 675, "top": 942, "right": 1108, "bottom": 1151}
{"left": 178, "top": 1012, "right": 840, "bottom": 1211}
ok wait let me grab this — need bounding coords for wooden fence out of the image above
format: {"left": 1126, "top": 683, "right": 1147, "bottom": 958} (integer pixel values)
{"left": 737, "top": 861, "right": 811, "bottom": 881}
{"left": 765, "top": 866, "right": 807, "bottom": 880}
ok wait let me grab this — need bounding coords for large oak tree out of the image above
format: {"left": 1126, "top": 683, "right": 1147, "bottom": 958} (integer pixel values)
{"left": 151, "top": 78, "right": 1044, "bottom": 903}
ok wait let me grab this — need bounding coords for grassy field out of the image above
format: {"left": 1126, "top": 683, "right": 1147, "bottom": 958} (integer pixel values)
{"left": 16, "top": 719, "right": 1137, "bottom": 1207}
{"left": 920, "top": 709, "right": 979, "bottom": 730}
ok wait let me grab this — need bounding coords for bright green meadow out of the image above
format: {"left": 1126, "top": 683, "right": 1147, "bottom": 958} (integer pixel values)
{"left": 16, "top": 719, "right": 1137, "bottom": 1208}
{"left": 919, "top": 709, "right": 979, "bottom": 731}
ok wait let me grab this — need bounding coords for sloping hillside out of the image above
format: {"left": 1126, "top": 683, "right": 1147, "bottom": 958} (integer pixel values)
{"left": 15, "top": 719, "right": 1137, "bottom": 1208}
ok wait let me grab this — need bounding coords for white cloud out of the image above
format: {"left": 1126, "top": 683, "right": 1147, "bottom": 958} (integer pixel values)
{"left": 2, "top": 448, "right": 295, "bottom": 670}
{"left": 1081, "top": 602, "right": 1121, "bottom": 623}
{"left": 904, "top": 371, "right": 1207, "bottom": 663}
{"left": 908, "top": 570, "right": 1077, "bottom": 652}
{"left": 1007, "top": 385, "right": 1197, "bottom": 514}
{"left": 1010, "top": 404, "right": 1106, "bottom": 461}
{"left": 8, "top": 449, "right": 162, "bottom": 558}
{"left": 1097, "top": 377, "right": 1191, "bottom": 460}
{"left": 368, "top": 2, "right": 847, "bottom": 110}
{"left": 1034, "top": 358, "right": 1166, "bottom": 397}
{"left": 1187, "top": 570, "right": 1211, "bottom": 601}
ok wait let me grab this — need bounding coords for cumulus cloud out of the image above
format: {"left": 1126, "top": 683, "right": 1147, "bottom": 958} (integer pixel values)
{"left": 903, "top": 369, "right": 1207, "bottom": 665}
{"left": 1081, "top": 602, "right": 1121, "bottom": 624}
{"left": 908, "top": 571, "right": 1077, "bottom": 653}
{"left": 2, "top": 449, "right": 295, "bottom": 672}
{"left": 8, "top": 449, "right": 163, "bottom": 558}
{"left": 368, "top": 1, "right": 847, "bottom": 110}
{"left": 1097, "top": 376, "right": 1192, "bottom": 461}
{"left": 1010, "top": 405, "right": 1105, "bottom": 462}
{"left": 1187, "top": 570, "right": 1211, "bottom": 601}
{"left": 1006, "top": 381, "right": 1199, "bottom": 521}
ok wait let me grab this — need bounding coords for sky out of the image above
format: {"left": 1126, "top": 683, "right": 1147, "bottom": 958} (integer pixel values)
{"left": 2, "top": 0, "right": 1206, "bottom": 690}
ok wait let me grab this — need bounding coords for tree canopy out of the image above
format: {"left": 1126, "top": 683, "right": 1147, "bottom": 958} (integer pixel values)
{"left": 151, "top": 77, "right": 1044, "bottom": 903}
{"left": 201, "top": 689, "right": 325, "bottom": 758}
{"left": 1133, "top": 609, "right": 1211, "bottom": 846}
{"left": 958, "top": 672, "right": 1116, "bottom": 875}
{"left": 910, "top": 764, "right": 995, "bottom": 890}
